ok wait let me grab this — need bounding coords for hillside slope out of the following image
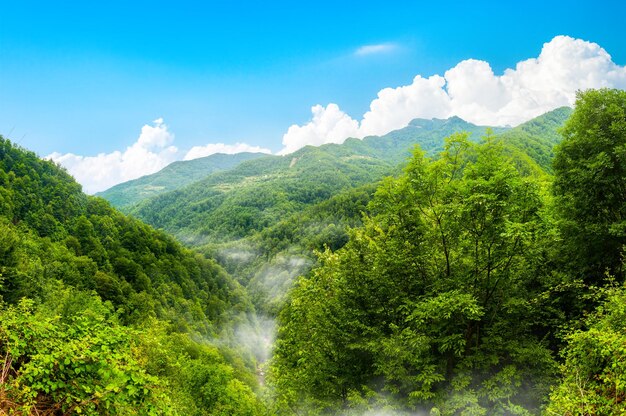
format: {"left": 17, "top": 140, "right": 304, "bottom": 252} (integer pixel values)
{"left": 0, "top": 137, "right": 252, "bottom": 331}
{"left": 268, "top": 90, "right": 625, "bottom": 416}
{"left": 201, "top": 108, "right": 572, "bottom": 312}
{"left": 125, "top": 116, "right": 497, "bottom": 245}
{"left": 0, "top": 136, "right": 266, "bottom": 414}
{"left": 97, "top": 151, "right": 267, "bottom": 208}
{"left": 497, "top": 106, "right": 572, "bottom": 172}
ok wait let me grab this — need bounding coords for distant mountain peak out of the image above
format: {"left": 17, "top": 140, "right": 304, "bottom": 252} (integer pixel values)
{"left": 97, "top": 151, "right": 269, "bottom": 209}
{"left": 408, "top": 115, "right": 473, "bottom": 129}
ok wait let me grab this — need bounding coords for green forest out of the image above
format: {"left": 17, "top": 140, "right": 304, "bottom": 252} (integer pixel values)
{"left": 2, "top": 89, "right": 626, "bottom": 415}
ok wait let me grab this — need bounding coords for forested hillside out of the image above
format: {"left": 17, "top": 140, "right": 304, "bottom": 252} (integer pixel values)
{"left": 122, "top": 109, "right": 569, "bottom": 314}
{"left": 269, "top": 89, "right": 626, "bottom": 415}
{"left": 120, "top": 117, "right": 499, "bottom": 246}
{"left": 0, "top": 138, "right": 266, "bottom": 415}
{"left": 496, "top": 106, "right": 573, "bottom": 173}
{"left": 3, "top": 90, "right": 625, "bottom": 416}
{"left": 202, "top": 183, "right": 379, "bottom": 313}
{"left": 114, "top": 111, "right": 570, "bottom": 252}
{"left": 97, "top": 151, "right": 267, "bottom": 208}
{"left": 272, "top": 132, "right": 558, "bottom": 414}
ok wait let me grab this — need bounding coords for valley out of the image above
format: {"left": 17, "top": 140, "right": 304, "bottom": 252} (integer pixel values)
{"left": 2, "top": 92, "right": 626, "bottom": 415}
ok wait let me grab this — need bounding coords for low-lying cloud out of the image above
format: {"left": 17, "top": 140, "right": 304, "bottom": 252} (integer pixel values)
{"left": 280, "top": 35, "right": 626, "bottom": 154}
{"left": 48, "top": 119, "right": 270, "bottom": 194}
{"left": 279, "top": 104, "right": 360, "bottom": 154}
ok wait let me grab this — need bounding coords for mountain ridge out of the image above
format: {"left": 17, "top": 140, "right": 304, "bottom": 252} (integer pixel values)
{"left": 100, "top": 115, "right": 500, "bottom": 209}
{"left": 120, "top": 115, "right": 501, "bottom": 243}
{"left": 97, "top": 151, "right": 268, "bottom": 208}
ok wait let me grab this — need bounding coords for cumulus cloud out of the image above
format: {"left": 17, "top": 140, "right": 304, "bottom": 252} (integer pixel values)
{"left": 184, "top": 142, "right": 271, "bottom": 161}
{"left": 48, "top": 119, "right": 270, "bottom": 194}
{"left": 48, "top": 118, "right": 178, "bottom": 194}
{"left": 280, "top": 35, "right": 626, "bottom": 154}
{"left": 278, "top": 104, "right": 359, "bottom": 155}
{"left": 359, "top": 74, "right": 452, "bottom": 137}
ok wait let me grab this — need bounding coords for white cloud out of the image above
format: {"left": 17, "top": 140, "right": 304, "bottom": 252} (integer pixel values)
{"left": 184, "top": 142, "right": 271, "bottom": 161}
{"left": 355, "top": 43, "right": 397, "bottom": 56}
{"left": 359, "top": 74, "right": 452, "bottom": 137}
{"left": 48, "top": 118, "right": 178, "bottom": 194}
{"left": 278, "top": 104, "right": 359, "bottom": 155}
{"left": 280, "top": 35, "right": 626, "bottom": 154}
{"left": 48, "top": 119, "right": 271, "bottom": 194}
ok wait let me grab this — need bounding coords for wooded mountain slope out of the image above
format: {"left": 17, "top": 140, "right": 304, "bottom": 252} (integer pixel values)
{"left": 123, "top": 109, "right": 570, "bottom": 314}
{"left": 0, "top": 137, "right": 266, "bottom": 415}
{"left": 121, "top": 117, "right": 502, "bottom": 245}
{"left": 268, "top": 90, "right": 626, "bottom": 415}
{"left": 112, "top": 110, "right": 570, "bottom": 251}
{"left": 97, "top": 151, "right": 267, "bottom": 208}
{"left": 6, "top": 94, "right": 619, "bottom": 416}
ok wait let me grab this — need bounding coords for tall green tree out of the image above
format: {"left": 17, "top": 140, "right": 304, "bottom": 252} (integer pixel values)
{"left": 553, "top": 88, "right": 626, "bottom": 283}
{"left": 271, "top": 135, "right": 557, "bottom": 415}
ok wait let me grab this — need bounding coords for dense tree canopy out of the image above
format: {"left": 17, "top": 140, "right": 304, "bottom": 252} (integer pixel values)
{"left": 554, "top": 89, "right": 626, "bottom": 283}
{"left": 0, "top": 136, "right": 265, "bottom": 415}
{"left": 547, "top": 285, "right": 626, "bottom": 415}
{"left": 271, "top": 134, "right": 558, "bottom": 414}
{"left": 269, "top": 93, "right": 626, "bottom": 415}
{"left": 3, "top": 94, "right": 625, "bottom": 415}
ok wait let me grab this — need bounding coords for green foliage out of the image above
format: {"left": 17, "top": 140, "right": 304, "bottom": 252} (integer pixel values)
{"left": 196, "top": 183, "right": 377, "bottom": 314}
{"left": 0, "top": 137, "right": 85, "bottom": 238}
{"left": 266, "top": 91, "right": 626, "bottom": 415}
{"left": 0, "top": 135, "right": 265, "bottom": 415}
{"left": 137, "top": 322, "right": 266, "bottom": 415}
{"left": 554, "top": 89, "right": 626, "bottom": 283}
{"left": 123, "top": 116, "right": 502, "bottom": 246}
{"left": 497, "top": 106, "right": 572, "bottom": 174}
{"left": 0, "top": 298, "right": 168, "bottom": 415}
{"left": 0, "top": 136, "right": 253, "bottom": 331}
{"left": 129, "top": 148, "right": 392, "bottom": 245}
{"left": 98, "top": 152, "right": 267, "bottom": 209}
{"left": 547, "top": 286, "right": 626, "bottom": 415}
{"left": 0, "top": 292, "right": 267, "bottom": 416}
{"left": 270, "top": 135, "right": 558, "bottom": 414}
{"left": 0, "top": 103, "right": 601, "bottom": 416}
{"left": 114, "top": 111, "right": 568, "bottom": 318}
{"left": 341, "top": 115, "right": 504, "bottom": 165}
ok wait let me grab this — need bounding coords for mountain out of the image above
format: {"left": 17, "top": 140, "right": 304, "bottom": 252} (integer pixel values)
{"left": 202, "top": 182, "right": 379, "bottom": 313}
{"left": 271, "top": 129, "right": 562, "bottom": 415}
{"left": 266, "top": 91, "right": 626, "bottom": 415}
{"left": 0, "top": 137, "right": 252, "bottom": 331}
{"left": 91, "top": 110, "right": 573, "bottom": 316}
{"left": 119, "top": 116, "right": 498, "bottom": 245}
{"left": 97, "top": 151, "right": 267, "bottom": 209}
{"left": 0, "top": 136, "right": 265, "bottom": 414}
{"left": 497, "top": 106, "right": 572, "bottom": 173}
{"left": 342, "top": 115, "right": 508, "bottom": 163}
{"left": 210, "top": 109, "right": 573, "bottom": 310}
{"left": 117, "top": 110, "right": 571, "bottom": 248}
{"left": 0, "top": 101, "right": 588, "bottom": 415}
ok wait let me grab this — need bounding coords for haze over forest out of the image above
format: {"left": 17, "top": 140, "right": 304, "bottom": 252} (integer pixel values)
{"left": 2, "top": 2, "right": 626, "bottom": 415}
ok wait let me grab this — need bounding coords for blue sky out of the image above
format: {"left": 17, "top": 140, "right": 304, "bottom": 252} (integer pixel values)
{"left": 2, "top": 1, "right": 626, "bottom": 192}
